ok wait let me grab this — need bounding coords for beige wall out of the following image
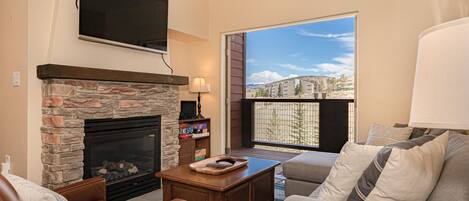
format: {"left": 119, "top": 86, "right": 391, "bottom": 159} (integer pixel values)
{"left": 3, "top": 0, "right": 469, "bottom": 185}
{"left": 0, "top": 0, "right": 29, "bottom": 177}
{"left": 192, "top": 0, "right": 469, "bottom": 156}
{"left": 169, "top": 0, "right": 210, "bottom": 40}
{"left": 432, "top": 0, "right": 469, "bottom": 23}
{"left": 25, "top": 0, "right": 208, "bottom": 184}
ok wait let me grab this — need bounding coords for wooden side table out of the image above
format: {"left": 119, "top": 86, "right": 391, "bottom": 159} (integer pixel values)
{"left": 179, "top": 118, "right": 211, "bottom": 165}
{"left": 155, "top": 157, "right": 280, "bottom": 201}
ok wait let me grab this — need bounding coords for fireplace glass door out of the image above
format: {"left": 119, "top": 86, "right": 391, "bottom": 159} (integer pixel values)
{"left": 88, "top": 132, "right": 155, "bottom": 182}
{"left": 84, "top": 116, "right": 161, "bottom": 201}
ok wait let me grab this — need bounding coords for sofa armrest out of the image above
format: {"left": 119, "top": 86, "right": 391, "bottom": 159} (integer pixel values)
{"left": 285, "top": 195, "right": 318, "bottom": 201}
{"left": 55, "top": 177, "right": 106, "bottom": 201}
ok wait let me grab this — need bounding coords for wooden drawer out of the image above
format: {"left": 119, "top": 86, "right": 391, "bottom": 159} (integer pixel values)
{"left": 225, "top": 182, "right": 250, "bottom": 201}
{"left": 251, "top": 171, "right": 274, "bottom": 201}
{"left": 171, "top": 183, "right": 209, "bottom": 201}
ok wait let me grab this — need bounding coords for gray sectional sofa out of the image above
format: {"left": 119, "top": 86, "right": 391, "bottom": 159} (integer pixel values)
{"left": 283, "top": 151, "right": 338, "bottom": 196}
{"left": 283, "top": 132, "right": 469, "bottom": 201}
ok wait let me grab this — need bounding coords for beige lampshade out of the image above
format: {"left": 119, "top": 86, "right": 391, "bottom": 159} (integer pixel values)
{"left": 190, "top": 77, "right": 210, "bottom": 93}
{"left": 409, "top": 17, "right": 469, "bottom": 130}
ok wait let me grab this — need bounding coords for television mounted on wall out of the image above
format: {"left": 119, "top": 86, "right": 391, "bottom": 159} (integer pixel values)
{"left": 79, "top": 0, "right": 168, "bottom": 54}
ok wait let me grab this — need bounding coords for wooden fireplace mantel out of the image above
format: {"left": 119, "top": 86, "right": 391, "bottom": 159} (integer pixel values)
{"left": 37, "top": 64, "right": 189, "bottom": 85}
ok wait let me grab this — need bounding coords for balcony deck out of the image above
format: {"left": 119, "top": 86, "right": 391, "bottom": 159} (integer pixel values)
{"left": 241, "top": 98, "right": 354, "bottom": 153}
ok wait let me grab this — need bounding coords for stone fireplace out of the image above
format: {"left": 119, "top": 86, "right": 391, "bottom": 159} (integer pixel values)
{"left": 38, "top": 64, "right": 188, "bottom": 199}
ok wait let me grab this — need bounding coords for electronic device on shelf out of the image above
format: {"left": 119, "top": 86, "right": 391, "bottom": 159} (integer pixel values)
{"left": 179, "top": 101, "right": 197, "bottom": 120}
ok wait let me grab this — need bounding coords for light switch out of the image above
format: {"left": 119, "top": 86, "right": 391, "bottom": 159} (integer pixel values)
{"left": 12, "top": 71, "right": 20, "bottom": 87}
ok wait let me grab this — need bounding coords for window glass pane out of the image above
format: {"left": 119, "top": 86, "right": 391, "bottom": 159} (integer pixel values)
{"left": 246, "top": 17, "right": 355, "bottom": 99}
{"left": 244, "top": 17, "right": 357, "bottom": 146}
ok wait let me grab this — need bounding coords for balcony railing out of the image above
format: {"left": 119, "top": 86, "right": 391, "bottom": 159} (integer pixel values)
{"left": 241, "top": 99, "right": 355, "bottom": 153}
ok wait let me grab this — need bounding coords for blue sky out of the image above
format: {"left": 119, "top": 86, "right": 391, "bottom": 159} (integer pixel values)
{"left": 246, "top": 17, "right": 355, "bottom": 85}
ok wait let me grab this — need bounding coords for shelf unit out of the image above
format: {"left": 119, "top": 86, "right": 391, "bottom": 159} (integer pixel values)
{"left": 178, "top": 118, "right": 211, "bottom": 165}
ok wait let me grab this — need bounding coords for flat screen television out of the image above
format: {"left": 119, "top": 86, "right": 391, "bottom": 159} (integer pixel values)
{"left": 79, "top": 0, "right": 168, "bottom": 54}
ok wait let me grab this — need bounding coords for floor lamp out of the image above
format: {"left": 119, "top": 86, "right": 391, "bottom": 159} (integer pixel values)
{"left": 410, "top": 17, "right": 469, "bottom": 131}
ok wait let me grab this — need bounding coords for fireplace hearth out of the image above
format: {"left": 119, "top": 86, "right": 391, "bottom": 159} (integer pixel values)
{"left": 84, "top": 116, "right": 161, "bottom": 201}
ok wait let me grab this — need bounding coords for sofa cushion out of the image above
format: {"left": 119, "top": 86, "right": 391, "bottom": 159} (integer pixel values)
{"left": 283, "top": 151, "right": 338, "bottom": 183}
{"left": 317, "top": 142, "right": 382, "bottom": 201}
{"left": 393, "top": 123, "right": 427, "bottom": 139}
{"left": 309, "top": 183, "right": 322, "bottom": 198}
{"left": 285, "top": 195, "right": 319, "bottom": 201}
{"left": 285, "top": 179, "right": 321, "bottom": 197}
{"left": 0, "top": 174, "right": 20, "bottom": 201}
{"left": 3, "top": 173, "right": 67, "bottom": 201}
{"left": 366, "top": 123, "right": 413, "bottom": 146}
{"left": 427, "top": 133, "right": 469, "bottom": 201}
{"left": 348, "top": 131, "right": 448, "bottom": 201}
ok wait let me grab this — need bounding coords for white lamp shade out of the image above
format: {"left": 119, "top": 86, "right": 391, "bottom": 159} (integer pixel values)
{"left": 410, "top": 17, "right": 469, "bottom": 130}
{"left": 190, "top": 77, "right": 210, "bottom": 93}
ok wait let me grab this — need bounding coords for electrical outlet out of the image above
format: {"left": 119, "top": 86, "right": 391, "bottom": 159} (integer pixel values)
{"left": 12, "top": 72, "right": 20, "bottom": 87}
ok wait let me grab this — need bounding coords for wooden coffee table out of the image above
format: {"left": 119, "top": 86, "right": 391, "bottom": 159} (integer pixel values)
{"left": 155, "top": 157, "right": 280, "bottom": 201}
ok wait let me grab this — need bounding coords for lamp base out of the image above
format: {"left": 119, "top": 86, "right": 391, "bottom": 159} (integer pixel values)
{"left": 195, "top": 113, "right": 205, "bottom": 119}
{"left": 196, "top": 92, "right": 205, "bottom": 119}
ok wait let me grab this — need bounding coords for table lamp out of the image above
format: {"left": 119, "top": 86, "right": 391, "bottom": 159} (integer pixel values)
{"left": 190, "top": 77, "right": 210, "bottom": 119}
{"left": 409, "top": 17, "right": 469, "bottom": 130}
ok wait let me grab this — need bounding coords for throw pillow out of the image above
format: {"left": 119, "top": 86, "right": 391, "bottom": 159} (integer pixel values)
{"left": 427, "top": 133, "right": 469, "bottom": 201}
{"left": 2, "top": 173, "right": 67, "bottom": 201}
{"left": 315, "top": 142, "right": 383, "bottom": 201}
{"left": 365, "top": 123, "right": 412, "bottom": 146}
{"left": 309, "top": 184, "right": 322, "bottom": 199}
{"left": 393, "top": 123, "right": 427, "bottom": 139}
{"left": 347, "top": 131, "right": 449, "bottom": 201}
{"left": 393, "top": 123, "right": 457, "bottom": 139}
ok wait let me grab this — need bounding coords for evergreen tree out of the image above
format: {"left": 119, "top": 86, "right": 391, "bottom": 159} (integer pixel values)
{"left": 262, "top": 88, "right": 269, "bottom": 97}
{"left": 266, "top": 109, "right": 279, "bottom": 142}
{"left": 277, "top": 83, "right": 283, "bottom": 97}
{"left": 255, "top": 88, "right": 269, "bottom": 97}
{"left": 291, "top": 102, "right": 306, "bottom": 145}
{"left": 295, "top": 81, "right": 304, "bottom": 96}
{"left": 338, "top": 74, "right": 348, "bottom": 91}
{"left": 327, "top": 77, "right": 337, "bottom": 93}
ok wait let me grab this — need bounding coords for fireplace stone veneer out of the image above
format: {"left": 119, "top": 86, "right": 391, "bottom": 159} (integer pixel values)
{"left": 41, "top": 79, "right": 180, "bottom": 188}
